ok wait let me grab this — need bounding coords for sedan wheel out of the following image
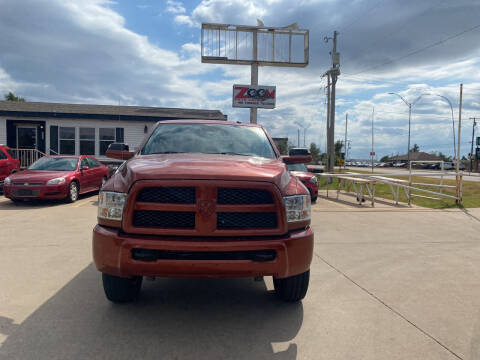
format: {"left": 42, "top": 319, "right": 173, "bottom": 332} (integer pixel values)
{"left": 67, "top": 182, "right": 79, "bottom": 203}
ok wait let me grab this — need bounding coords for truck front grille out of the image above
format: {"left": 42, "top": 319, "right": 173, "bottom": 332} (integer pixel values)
{"left": 125, "top": 181, "right": 284, "bottom": 236}
{"left": 133, "top": 210, "right": 195, "bottom": 228}
{"left": 217, "top": 212, "right": 277, "bottom": 229}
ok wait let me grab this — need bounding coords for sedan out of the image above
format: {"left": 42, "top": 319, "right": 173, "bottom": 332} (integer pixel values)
{"left": 3, "top": 155, "right": 109, "bottom": 203}
{"left": 287, "top": 163, "right": 318, "bottom": 202}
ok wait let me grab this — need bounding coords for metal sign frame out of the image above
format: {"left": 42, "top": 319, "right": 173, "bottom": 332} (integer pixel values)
{"left": 201, "top": 23, "right": 309, "bottom": 67}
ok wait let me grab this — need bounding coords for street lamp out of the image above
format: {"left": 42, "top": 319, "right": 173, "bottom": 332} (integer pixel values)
{"left": 388, "top": 92, "right": 427, "bottom": 165}
{"left": 423, "top": 93, "right": 456, "bottom": 161}
{"left": 295, "top": 122, "right": 310, "bottom": 147}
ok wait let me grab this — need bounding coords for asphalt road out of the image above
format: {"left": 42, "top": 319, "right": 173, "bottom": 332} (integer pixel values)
{"left": 1, "top": 192, "right": 480, "bottom": 359}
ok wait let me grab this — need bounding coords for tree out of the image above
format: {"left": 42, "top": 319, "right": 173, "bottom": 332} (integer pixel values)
{"left": 334, "top": 140, "right": 344, "bottom": 165}
{"left": 4, "top": 92, "right": 25, "bottom": 102}
{"left": 380, "top": 155, "right": 392, "bottom": 162}
{"left": 410, "top": 143, "right": 420, "bottom": 152}
{"left": 309, "top": 143, "right": 321, "bottom": 164}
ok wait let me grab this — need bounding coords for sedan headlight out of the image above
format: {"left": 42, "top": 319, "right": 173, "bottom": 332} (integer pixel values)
{"left": 46, "top": 177, "right": 66, "bottom": 185}
{"left": 4, "top": 177, "right": 11, "bottom": 185}
{"left": 98, "top": 191, "right": 127, "bottom": 221}
{"left": 284, "top": 195, "right": 311, "bottom": 223}
{"left": 310, "top": 176, "right": 318, "bottom": 185}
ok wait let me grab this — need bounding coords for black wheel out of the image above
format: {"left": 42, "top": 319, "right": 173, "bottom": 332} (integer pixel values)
{"left": 273, "top": 270, "right": 310, "bottom": 302}
{"left": 66, "top": 181, "right": 79, "bottom": 203}
{"left": 102, "top": 273, "right": 142, "bottom": 303}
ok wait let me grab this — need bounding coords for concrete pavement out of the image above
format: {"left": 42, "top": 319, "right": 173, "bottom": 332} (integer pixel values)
{"left": 1, "top": 194, "right": 480, "bottom": 359}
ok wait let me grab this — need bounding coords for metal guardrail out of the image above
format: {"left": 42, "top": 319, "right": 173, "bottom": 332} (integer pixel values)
{"left": 11, "top": 148, "right": 46, "bottom": 168}
{"left": 319, "top": 161, "right": 463, "bottom": 206}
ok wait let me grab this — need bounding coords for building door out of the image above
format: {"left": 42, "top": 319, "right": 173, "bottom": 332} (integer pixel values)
{"left": 16, "top": 126, "right": 37, "bottom": 149}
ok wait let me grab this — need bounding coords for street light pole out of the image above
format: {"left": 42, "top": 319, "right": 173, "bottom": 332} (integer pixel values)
{"left": 426, "top": 94, "right": 456, "bottom": 161}
{"left": 388, "top": 92, "right": 427, "bottom": 165}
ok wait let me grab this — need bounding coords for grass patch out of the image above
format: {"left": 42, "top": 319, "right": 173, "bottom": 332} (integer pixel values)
{"left": 317, "top": 169, "right": 480, "bottom": 209}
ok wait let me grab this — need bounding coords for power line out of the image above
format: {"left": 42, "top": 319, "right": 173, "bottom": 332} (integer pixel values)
{"left": 344, "top": 22, "right": 480, "bottom": 77}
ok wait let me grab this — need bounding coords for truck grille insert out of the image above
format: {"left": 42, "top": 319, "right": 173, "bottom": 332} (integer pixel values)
{"left": 131, "top": 248, "right": 276, "bottom": 262}
{"left": 137, "top": 187, "right": 196, "bottom": 204}
{"left": 133, "top": 210, "right": 195, "bottom": 228}
{"left": 217, "top": 188, "right": 273, "bottom": 204}
{"left": 217, "top": 212, "right": 277, "bottom": 229}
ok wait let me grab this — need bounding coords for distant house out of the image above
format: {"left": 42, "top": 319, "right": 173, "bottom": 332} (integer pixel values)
{"left": 392, "top": 152, "right": 442, "bottom": 163}
{"left": 0, "top": 101, "right": 227, "bottom": 164}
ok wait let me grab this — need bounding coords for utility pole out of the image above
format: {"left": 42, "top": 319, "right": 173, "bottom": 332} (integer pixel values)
{"left": 297, "top": 128, "right": 300, "bottom": 147}
{"left": 344, "top": 113, "right": 348, "bottom": 170}
{"left": 456, "top": 84, "right": 463, "bottom": 204}
{"left": 470, "top": 117, "right": 477, "bottom": 174}
{"left": 324, "top": 31, "right": 340, "bottom": 173}
{"left": 371, "top": 107, "right": 374, "bottom": 173}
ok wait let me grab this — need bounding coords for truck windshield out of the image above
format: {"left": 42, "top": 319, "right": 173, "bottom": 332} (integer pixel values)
{"left": 141, "top": 123, "right": 276, "bottom": 159}
{"left": 28, "top": 157, "right": 79, "bottom": 171}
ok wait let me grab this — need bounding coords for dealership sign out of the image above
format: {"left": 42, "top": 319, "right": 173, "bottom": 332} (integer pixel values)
{"left": 232, "top": 85, "right": 276, "bottom": 109}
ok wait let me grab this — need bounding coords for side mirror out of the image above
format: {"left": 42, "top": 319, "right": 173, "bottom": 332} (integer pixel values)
{"left": 106, "top": 143, "right": 134, "bottom": 160}
{"left": 282, "top": 154, "right": 312, "bottom": 164}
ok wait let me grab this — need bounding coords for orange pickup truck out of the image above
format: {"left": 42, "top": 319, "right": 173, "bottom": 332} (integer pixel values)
{"left": 93, "top": 120, "right": 314, "bottom": 303}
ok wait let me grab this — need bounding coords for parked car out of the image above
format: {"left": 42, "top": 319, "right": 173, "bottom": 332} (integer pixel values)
{"left": 288, "top": 163, "right": 318, "bottom": 202}
{"left": 93, "top": 120, "right": 314, "bottom": 303}
{"left": 3, "top": 155, "right": 109, "bottom": 203}
{"left": 0, "top": 145, "right": 21, "bottom": 192}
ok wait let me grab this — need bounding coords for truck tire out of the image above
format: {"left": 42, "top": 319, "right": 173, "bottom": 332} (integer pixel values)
{"left": 273, "top": 270, "right": 309, "bottom": 302}
{"left": 102, "top": 273, "right": 142, "bottom": 303}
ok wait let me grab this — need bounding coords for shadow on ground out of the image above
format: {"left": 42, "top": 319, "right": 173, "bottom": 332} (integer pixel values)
{"left": 0, "top": 264, "right": 303, "bottom": 360}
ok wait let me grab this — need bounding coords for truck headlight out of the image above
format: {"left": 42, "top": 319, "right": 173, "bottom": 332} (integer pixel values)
{"left": 98, "top": 191, "right": 127, "bottom": 221}
{"left": 310, "top": 176, "right": 318, "bottom": 185}
{"left": 46, "top": 177, "right": 66, "bottom": 185}
{"left": 284, "top": 195, "right": 311, "bottom": 223}
{"left": 4, "top": 177, "right": 11, "bottom": 185}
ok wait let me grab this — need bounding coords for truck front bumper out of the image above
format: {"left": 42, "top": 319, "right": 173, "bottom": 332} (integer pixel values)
{"left": 93, "top": 225, "right": 313, "bottom": 279}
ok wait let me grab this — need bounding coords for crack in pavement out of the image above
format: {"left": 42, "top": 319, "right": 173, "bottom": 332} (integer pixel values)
{"left": 315, "top": 252, "right": 464, "bottom": 360}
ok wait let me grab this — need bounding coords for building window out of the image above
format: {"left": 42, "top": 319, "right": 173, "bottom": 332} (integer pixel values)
{"left": 80, "top": 128, "right": 95, "bottom": 155}
{"left": 99, "top": 128, "right": 115, "bottom": 155}
{"left": 60, "top": 127, "right": 75, "bottom": 155}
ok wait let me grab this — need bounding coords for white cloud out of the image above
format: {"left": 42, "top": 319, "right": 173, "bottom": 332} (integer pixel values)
{"left": 165, "top": 0, "right": 186, "bottom": 14}
{"left": 174, "top": 15, "right": 194, "bottom": 27}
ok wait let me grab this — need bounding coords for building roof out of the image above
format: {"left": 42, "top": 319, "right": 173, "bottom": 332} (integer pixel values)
{"left": 392, "top": 151, "right": 442, "bottom": 161}
{"left": 0, "top": 101, "right": 227, "bottom": 121}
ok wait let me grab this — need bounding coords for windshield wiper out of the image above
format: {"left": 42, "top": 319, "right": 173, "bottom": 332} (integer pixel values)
{"left": 206, "top": 152, "right": 250, "bottom": 156}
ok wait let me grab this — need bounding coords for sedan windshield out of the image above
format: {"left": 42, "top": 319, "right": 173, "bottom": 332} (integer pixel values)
{"left": 141, "top": 123, "right": 276, "bottom": 159}
{"left": 28, "top": 157, "right": 78, "bottom": 171}
{"left": 287, "top": 163, "right": 308, "bottom": 172}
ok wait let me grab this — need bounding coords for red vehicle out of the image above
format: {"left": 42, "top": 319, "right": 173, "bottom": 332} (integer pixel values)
{"left": 3, "top": 155, "right": 109, "bottom": 203}
{"left": 287, "top": 163, "right": 318, "bottom": 202}
{"left": 0, "top": 145, "right": 20, "bottom": 190}
{"left": 93, "top": 120, "right": 314, "bottom": 303}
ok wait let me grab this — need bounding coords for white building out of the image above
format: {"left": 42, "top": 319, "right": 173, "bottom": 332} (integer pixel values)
{"left": 0, "top": 101, "right": 227, "bottom": 163}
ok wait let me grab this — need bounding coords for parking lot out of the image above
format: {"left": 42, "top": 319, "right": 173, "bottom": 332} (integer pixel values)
{"left": 1, "top": 192, "right": 480, "bottom": 360}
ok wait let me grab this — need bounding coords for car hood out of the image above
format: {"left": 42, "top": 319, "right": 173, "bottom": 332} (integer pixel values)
{"left": 111, "top": 153, "right": 292, "bottom": 192}
{"left": 8, "top": 170, "right": 74, "bottom": 183}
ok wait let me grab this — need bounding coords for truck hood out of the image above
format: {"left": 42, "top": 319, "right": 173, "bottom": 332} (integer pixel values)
{"left": 111, "top": 153, "right": 293, "bottom": 193}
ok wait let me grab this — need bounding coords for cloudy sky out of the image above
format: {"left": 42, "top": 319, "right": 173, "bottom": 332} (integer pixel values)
{"left": 1, "top": 0, "right": 480, "bottom": 159}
